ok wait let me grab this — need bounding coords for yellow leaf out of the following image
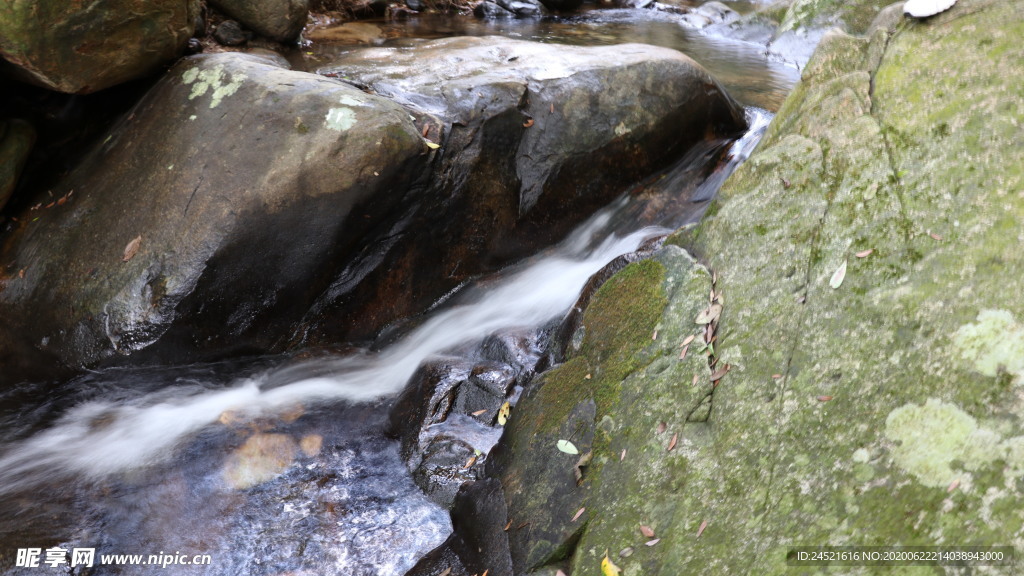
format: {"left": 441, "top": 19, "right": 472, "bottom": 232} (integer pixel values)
{"left": 497, "top": 401, "right": 511, "bottom": 426}
{"left": 601, "top": 552, "right": 621, "bottom": 576}
{"left": 425, "top": 141, "right": 440, "bottom": 150}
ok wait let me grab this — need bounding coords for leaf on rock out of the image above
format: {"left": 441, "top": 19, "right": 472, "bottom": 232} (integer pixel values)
{"left": 497, "top": 401, "right": 511, "bottom": 426}
{"left": 695, "top": 303, "right": 723, "bottom": 325}
{"left": 557, "top": 439, "right": 579, "bottom": 455}
{"left": 697, "top": 519, "right": 708, "bottom": 538}
{"left": 681, "top": 334, "right": 695, "bottom": 347}
{"left": 472, "top": 409, "right": 488, "bottom": 416}
{"left": 122, "top": 235, "right": 142, "bottom": 262}
{"left": 572, "top": 507, "right": 586, "bottom": 522}
{"left": 829, "top": 259, "right": 847, "bottom": 289}
{"left": 601, "top": 553, "right": 621, "bottom": 576}
{"left": 855, "top": 249, "right": 873, "bottom": 258}
{"left": 523, "top": 118, "right": 534, "bottom": 128}
{"left": 425, "top": 141, "right": 440, "bottom": 150}
{"left": 710, "top": 364, "right": 730, "bottom": 382}
{"left": 816, "top": 395, "right": 833, "bottom": 402}
{"left": 645, "top": 538, "right": 661, "bottom": 547}
{"left": 640, "top": 525, "right": 656, "bottom": 538}
{"left": 667, "top": 433, "right": 678, "bottom": 451}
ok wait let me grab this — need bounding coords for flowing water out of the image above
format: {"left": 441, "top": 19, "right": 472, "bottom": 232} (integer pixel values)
{"left": 0, "top": 11, "right": 785, "bottom": 575}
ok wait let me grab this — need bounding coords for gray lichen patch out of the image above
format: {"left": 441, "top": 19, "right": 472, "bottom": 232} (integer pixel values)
{"left": 181, "top": 64, "right": 247, "bottom": 109}
{"left": 953, "top": 309, "right": 1024, "bottom": 380}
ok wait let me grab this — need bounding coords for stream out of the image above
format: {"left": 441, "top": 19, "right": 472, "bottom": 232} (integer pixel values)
{"left": 0, "top": 9, "right": 789, "bottom": 576}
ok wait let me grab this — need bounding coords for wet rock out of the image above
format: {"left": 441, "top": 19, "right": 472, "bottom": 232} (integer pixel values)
{"left": 536, "top": 0, "right": 581, "bottom": 13}
{"left": 0, "top": 52, "right": 428, "bottom": 381}
{"left": 679, "top": 1, "right": 740, "bottom": 29}
{"left": 208, "top": 0, "right": 308, "bottom": 43}
{"left": 472, "top": 0, "right": 1024, "bottom": 571}
{"left": 213, "top": 20, "right": 249, "bottom": 46}
{"left": 222, "top": 433, "right": 298, "bottom": 489}
{"left": 474, "top": 1, "right": 517, "bottom": 18}
{"left": 495, "top": 0, "right": 545, "bottom": 16}
{"left": 0, "top": 0, "right": 200, "bottom": 94}
{"left": 306, "top": 37, "right": 746, "bottom": 346}
{"left": 479, "top": 329, "right": 546, "bottom": 382}
{"left": 0, "top": 119, "right": 35, "bottom": 212}
{"left": 412, "top": 435, "right": 480, "bottom": 507}
{"left": 406, "top": 0, "right": 425, "bottom": 10}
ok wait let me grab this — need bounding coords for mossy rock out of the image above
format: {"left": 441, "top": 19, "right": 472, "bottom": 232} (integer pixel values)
{"left": 497, "top": 0, "right": 1024, "bottom": 573}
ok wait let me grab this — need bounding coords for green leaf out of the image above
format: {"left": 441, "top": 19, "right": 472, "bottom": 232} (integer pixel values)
{"left": 830, "top": 259, "right": 847, "bottom": 289}
{"left": 557, "top": 440, "right": 579, "bottom": 455}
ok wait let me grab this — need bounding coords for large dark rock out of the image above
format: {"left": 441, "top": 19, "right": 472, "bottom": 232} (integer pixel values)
{"left": 0, "top": 0, "right": 199, "bottom": 94}
{"left": 208, "top": 0, "right": 309, "bottom": 43}
{"left": 304, "top": 37, "right": 747, "bottom": 346}
{"left": 0, "top": 52, "right": 429, "bottom": 383}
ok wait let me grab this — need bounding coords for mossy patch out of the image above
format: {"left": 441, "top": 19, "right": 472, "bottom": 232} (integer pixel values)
{"left": 953, "top": 309, "right": 1024, "bottom": 380}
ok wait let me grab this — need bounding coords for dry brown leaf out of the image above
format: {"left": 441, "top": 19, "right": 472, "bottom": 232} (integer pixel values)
{"left": 817, "top": 395, "right": 833, "bottom": 402}
{"left": 440, "top": 569, "right": 451, "bottom": 576}
{"left": 692, "top": 374, "right": 699, "bottom": 386}
{"left": 421, "top": 124, "right": 430, "bottom": 137}
{"left": 681, "top": 334, "right": 695, "bottom": 347}
{"left": 620, "top": 449, "right": 626, "bottom": 461}
{"left": 504, "top": 520, "right": 513, "bottom": 531}
{"left": 18, "top": 268, "right": 25, "bottom": 279}
{"left": 697, "top": 519, "right": 708, "bottom": 538}
{"left": 523, "top": 118, "right": 534, "bottom": 128}
{"left": 584, "top": 373, "right": 592, "bottom": 380}
{"left": 929, "top": 232, "right": 943, "bottom": 241}
{"left": 695, "top": 303, "right": 723, "bottom": 325}
{"left": 667, "top": 433, "right": 678, "bottom": 451}
{"left": 482, "top": 570, "right": 489, "bottom": 576}
{"left": 122, "top": 235, "right": 142, "bottom": 262}
{"left": 679, "top": 344, "right": 689, "bottom": 360}
{"left": 656, "top": 421, "right": 667, "bottom": 434}
{"left": 652, "top": 329, "right": 658, "bottom": 340}
{"left": 550, "top": 103, "right": 555, "bottom": 114}
{"left": 948, "top": 478, "right": 960, "bottom": 493}
{"left": 855, "top": 249, "right": 874, "bottom": 258}
{"left": 645, "top": 538, "right": 661, "bottom": 547}
{"left": 471, "top": 409, "right": 488, "bottom": 416}
{"left": 572, "top": 507, "right": 586, "bottom": 522}
{"left": 710, "top": 364, "right": 730, "bottom": 382}
{"left": 463, "top": 455, "right": 478, "bottom": 469}
{"left": 771, "top": 374, "right": 783, "bottom": 379}
{"left": 640, "top": 525, "right": 656, "bottom": 538}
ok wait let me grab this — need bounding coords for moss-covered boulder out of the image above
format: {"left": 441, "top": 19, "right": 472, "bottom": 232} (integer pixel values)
{"left": 0, "top": 0, "right": 199, "bottom": 94}
{"left": 482, "top": 0, "right": 1024, "bottom": 573}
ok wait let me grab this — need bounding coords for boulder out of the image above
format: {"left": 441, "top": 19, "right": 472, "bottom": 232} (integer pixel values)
{"left": 208, "top": 0, "right": 309, "bottom": 43}
{"left": 0, "top": 119, "right": 35, "bottom": 212}
{"left": 0, "top": 0, "right": 199, "bottom": 94}
{"left": 469, "top": 0, "right": 1024, "bottom": 573}
{"left": 305, "top": 37, "right": 746, "bottom": 345}
{"left": 0, "top": 52, "right": 429, "bottom": 382}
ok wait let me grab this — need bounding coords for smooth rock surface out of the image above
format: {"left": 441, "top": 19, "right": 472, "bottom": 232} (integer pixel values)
{"left": 0, "top": 0, "right": 199, "bottom": 94}
{"left": 0, "top": 119, "right": 35, "bottom": 212}
{"left": 305, "top": 37, "right": 747, "bottom": 345}
{"left": 0, "top": 52, "right": 428, "bottom": 381}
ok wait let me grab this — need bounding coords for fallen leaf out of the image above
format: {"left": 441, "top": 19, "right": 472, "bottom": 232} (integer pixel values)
{"left": 817, "top": 395, "right": 833, "bottom": 402}
{"left": 523, "top": 118, "right": 534, "bottom": 128}
{"left": 425, "top": 141, "right": 440, "bottom": 150}
{"left": 855, "top": 249, "right": 874, "bottom": 258}
{"left": 697, "top": 519, "right": 708, "bottom": 538}
{"left": 710, "top": 364, "right": 730, "bottom": 382}
{"left": 692, "top": 374, "right": 699, "bottom": 386}
{"left": 695, "top": 303, "right": 723, "bottom": 325}
{"left": 504, "top": 520, "right": 513, "bottom": 531}
{"left": 464, "top": 455, "right": 478, "bottom": 469}
{"left": 948, "top": 478, "right": 960, "bottom": 493}
{"left": 619, "top": 547, "right": 633, "bottom": 558}
{"left": 829, "top": 259, "right": 847, "bottom": 289}
{"left": 482, "top": 571, "right": 489, "bottom": 576}
{"left": 645, "top": 539, "right": 661, "bottom": 547}
{"left": 781, "top": 176, "right": 791, "bottom": 189}
{"left": 557, "top": 439, "right": 579, "bottom": 455}
{"left": 667, "top": 433, "right": 678, "bottom": 451}
{"left": 18, "top": 269, "right": 25, "bottom": 279}
{"left": 421, "top": 124, "right": 430, "bottom": 137}
{"left": 620, "top": 449, "right": 626, "bottom": 461}
{"left": 657, "top": 421, "right": 667, "bottom": 434}
{"left": 472, "top": 409, "right": 488, "bottom": 416}
{"left": 929, "top": 232, "right": 943, "bottom": 241}
{"left": 572, "top": 507, "right": 586, "bottom": 522}
{"left": 679, "top": 344, "right": 690, "bottom": 360}
{"left": 556, "top": 571, "right": 567, "bottom": 576}
{"left": 601, "top": 553, "right": 621, "bottom": 576}
{"left": 681, "top": 334, "right": 695, "bottom": 347}
{"left": 122, "top": 235, "right": 142, "bottom": 262}
{"left": 440, "top": 569, "right": 451, "bottom": 576}
{"left": 771, "top": 374, "right": 783, "bottom": 379}
{"left": 584, "top": 373, "right": 592, "bottom": 380}
{"left": 497, "top": 401, "right": 511, "bottom": 426}
{"left": 640, "top": 525, "right": 656, "bottom": 538}
{"left": 652, "top": 329, "right": 658, "bottom": 340}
